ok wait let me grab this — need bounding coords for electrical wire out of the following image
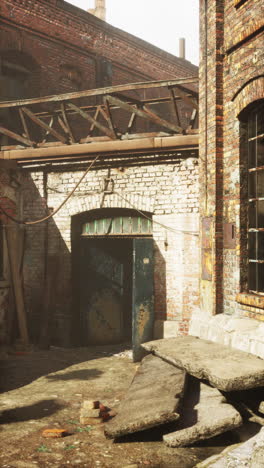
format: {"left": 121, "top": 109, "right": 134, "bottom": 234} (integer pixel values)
{"left": 114, "top": 190, "right": 199, "bottom": 237}
{"left": 0, "top": 155, "right": 199, "bottom": 236}
{"left": 0, "top": 154, "right": 101, "bottom": 225}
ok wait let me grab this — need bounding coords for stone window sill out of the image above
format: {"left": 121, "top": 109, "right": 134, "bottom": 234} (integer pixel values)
{"left": 236, "top": 293, "right": 264, "bottom": 310}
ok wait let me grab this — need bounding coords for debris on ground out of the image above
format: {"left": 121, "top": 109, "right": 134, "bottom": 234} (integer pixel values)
{"left": 1, "top": 345, "right": 226, "bottom": 467}
{"left": 42, "top": 428, "right": 68, "bottom": 438}
{"left": 105, "top": 354, "right": 185, "bottom": 439}
{"left": 103, "top": 336, "right": 264, "bottom": 454}
{"left": 1, "top": 341, "right": 263, "bottom": 467}
{"left": 80, "top": 399, "right": 115, "bottom": 425}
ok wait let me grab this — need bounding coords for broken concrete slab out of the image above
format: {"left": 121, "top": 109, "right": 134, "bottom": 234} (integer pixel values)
{"left": 104, "top": 354, "right": 186, "bottom": 439}
{"left": 142, "top": 336, "right": 264, "bottom": 391}
{"left": 196, "top": 427, "right": 264, "bottom": 468}
{"left": 259, "top": 401, "right": 264, "bottom": 415}
{"left": 163, "top": 376, "right": 242, "bottom": 447}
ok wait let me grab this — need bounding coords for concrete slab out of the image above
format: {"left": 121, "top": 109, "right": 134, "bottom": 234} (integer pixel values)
{"left": 104, "top": 354, "right": 186, "bottom": 439}
{"left": 163, "top": 376, "right": 242, "bottom": 447}
{"left": 196, "top": 427, "right": 264, "bottom": 468}
{"left": 142, "top": 336, "right": 264, "bottom": 391}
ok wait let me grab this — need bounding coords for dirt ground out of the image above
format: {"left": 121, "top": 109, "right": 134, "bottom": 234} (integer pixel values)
{"left": 0, "top": 344, "right": 256, "bottom": 468}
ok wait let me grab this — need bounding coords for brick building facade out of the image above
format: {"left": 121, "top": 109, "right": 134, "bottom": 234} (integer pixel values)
{"left": 0, "top": 0, "right": 199, "bottom": 349}
{"left": 22, "top": 159, "right": 199, "bottom": 346}
{"left": 190, "top": 0, "right": 264, "bottom": 357}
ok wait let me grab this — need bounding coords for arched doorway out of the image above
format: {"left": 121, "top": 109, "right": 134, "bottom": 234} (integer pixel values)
{"left": 75, "top": 208, "right": 154, "bottom": 361}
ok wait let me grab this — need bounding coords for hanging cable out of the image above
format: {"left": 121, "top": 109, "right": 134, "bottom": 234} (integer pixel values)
{"left": 114, "top": 191, "right": 199, "bottom": 237}
{"left": 0, "top": 154, "right": 101, "bottom": 225}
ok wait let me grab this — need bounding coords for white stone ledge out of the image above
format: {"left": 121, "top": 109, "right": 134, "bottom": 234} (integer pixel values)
{"left": 189, "top": 312, "right": 264, "bottom": 359}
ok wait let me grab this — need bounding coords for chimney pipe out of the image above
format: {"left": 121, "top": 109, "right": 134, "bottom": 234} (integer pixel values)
{"left": 88, "top": 0, "right": 106, "bottom": 21}
{"left": 179, "top": 38, "right": 186, "bottom": 59}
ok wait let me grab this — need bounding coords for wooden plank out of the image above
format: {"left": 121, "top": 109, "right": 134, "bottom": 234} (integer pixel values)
{"left": 67, "top": 102, "right": 116, "bottom": 140}
{"left": 126, "top": 112, "right": 137, "bottom": 134}
{"left": 0, "top": 125, "right": 33, "bottom": 147}
{"left": 88, "top": 107, "right": 101, "bottom": 136}
{"left": 172, "top": 86, "right": 198, "bottom": 110}
{"left": 187, "top": 109, "right": 198, "bottom": 130}
{"left": 40, "top": 116, "right": 54, "bottom": 144}
{"left": 31, "top": 95, "right": 193, "bottom": 120}
{"left": 22, "top": 107, "right": 67, "bottom": 144}
{"left": 169, "top": 88, "right": 181, "bottom": 127}
{"left": 0, "top": 77, "right": 198, "bottom": 108}
{"left": 143, "top": 105, "right": 183, "bottom": 134}
{"left": 5, "top": 225, "right": 29, "bottom": 346}
{"left": 107, "top": 95, "right": 182, "bottom": 134}
{"left": 19, "top": 108, "right": 34, "bottom": 147}
{"left": 39, "top": 256, "right": 59, "bottom": 349}
{"left": 102, "top": 97, "right": 118, "bottom": 138}
{"left": 58, "top": 116, "right": 69, "bottom": 135}
{"left": 61, "top": 102, "right": 76, "bottom": 143}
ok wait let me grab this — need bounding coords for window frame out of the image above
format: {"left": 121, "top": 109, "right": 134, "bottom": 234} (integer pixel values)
{"left": 247, "top": 101, "right": 264, "bottom": 294}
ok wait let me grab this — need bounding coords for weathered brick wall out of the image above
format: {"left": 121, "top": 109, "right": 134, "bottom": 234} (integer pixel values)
{"left": 22, "top": 157, "right": 199, "bottom": 345}
{"left": 199, "top": 0, "right": 264, "bottom": 324}
{"left": 0, "top": 0, "right": 197, "bottom": 100}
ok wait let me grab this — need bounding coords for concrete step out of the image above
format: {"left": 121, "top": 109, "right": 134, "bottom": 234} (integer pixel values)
{"left": 142, "top": 336, "right": 264, "bottom": 391}
{"left": 104, "top": 353, "right": 186, "bottom": 439}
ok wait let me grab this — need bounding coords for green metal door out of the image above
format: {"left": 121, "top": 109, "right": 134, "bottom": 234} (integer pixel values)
{"left": 80, "top": 239, "right": 126, "bottom": 344}
{"left": 132, "top": 238, "right": 154, "bottom": 361}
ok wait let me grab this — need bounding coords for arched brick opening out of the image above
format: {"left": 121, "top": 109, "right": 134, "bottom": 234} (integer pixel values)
{"left": 71, "top": 206, "right": 154, "bottom": 356}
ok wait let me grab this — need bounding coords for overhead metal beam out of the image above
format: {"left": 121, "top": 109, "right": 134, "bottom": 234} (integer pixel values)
{"left": 1, "top": 134, "right": 198, "bottom": 161}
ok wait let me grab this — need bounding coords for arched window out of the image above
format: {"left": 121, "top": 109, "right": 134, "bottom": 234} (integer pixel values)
{"left": 246, "top": 100, "right": 264, "bottom": 293}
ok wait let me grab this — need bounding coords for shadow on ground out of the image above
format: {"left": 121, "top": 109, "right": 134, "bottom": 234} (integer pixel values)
{"left": 0, "top": 342, "right": 131, "bottom": 392}
{"left": 0, "top": 398, "right": 65, "bottom": 424}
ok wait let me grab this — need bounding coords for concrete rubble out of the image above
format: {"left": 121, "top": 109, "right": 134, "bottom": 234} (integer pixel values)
{"left": 163, "top": 376, "right": 242, "bottom": 447}
{"left": 259, "top": 402, "right": 264, "bottom": 415}
{"left": 196, "top": 427, "right": 264, "bottom": 468}
{"left": 105, "top": 354, "right": 186, "bottom": 438}
{"left": 142, "top": 336, "right": 264, "bottom": 391}
{"left": 104, "top": 336, "right": 264, "bottom": 453}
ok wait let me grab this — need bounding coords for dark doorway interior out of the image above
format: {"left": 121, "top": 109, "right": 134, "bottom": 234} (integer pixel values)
{"left": 80, "top": 238, "right": 133, "bottom": 345}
